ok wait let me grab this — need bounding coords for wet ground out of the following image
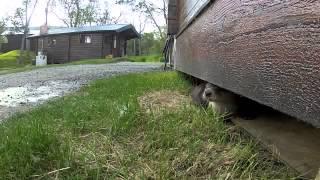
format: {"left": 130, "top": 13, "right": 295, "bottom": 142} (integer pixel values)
{"left": 0, "top": 62, "right": 162, "bottom": 121}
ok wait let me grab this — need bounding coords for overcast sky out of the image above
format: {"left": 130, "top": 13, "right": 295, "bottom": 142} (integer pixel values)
{"left": 0, "top": 0, "right": 165, "bottom": 32}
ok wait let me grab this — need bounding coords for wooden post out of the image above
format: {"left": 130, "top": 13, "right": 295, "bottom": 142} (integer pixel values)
{"left": 133, "top": 39, "right": 136, "bottom": 56}
{"left": 139, "top": 37, "right": 141, "bottom": 55}
{"left": 112, "top": 34, "right": 117, "bottom": 57}
{"left": 124, "top": 40, "right": 127, "bottom": 56}
{"left": 67, "top": 35, "right": 71, "bottom": 62}
{"left": 101, "top": 34, "right": 104, "bottom": 58}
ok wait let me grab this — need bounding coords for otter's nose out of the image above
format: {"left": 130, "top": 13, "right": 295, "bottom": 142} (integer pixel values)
{"left": 204, "top": 90, "right": 212, "bottom": 97}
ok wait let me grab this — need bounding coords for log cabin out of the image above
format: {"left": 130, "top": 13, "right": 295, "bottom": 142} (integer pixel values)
{"left": 0, "top": 27, "right": 44, "bottom": 53}
{"left": 167, "top": 2, "right": 320, "bottom": 177}
{"left": 0, "top": 34, "right": 23, "bottom": 53}
{"left": 167, "top": 0, "right": 320, "bottom": 128}
{"left": 27, "top": 24, "right": 139, "bottom": 64}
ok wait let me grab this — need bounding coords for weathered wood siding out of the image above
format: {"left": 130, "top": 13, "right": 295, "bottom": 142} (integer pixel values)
{"left": 30, "top": 32, "right": 130, "bottom": 63}
{"left": 1, "top": 34, "right": 25, "bottom": 53}
{"left": 172, "top": 0, "right": 320, "bottom": 127}
{"left": 111, "top": 33, "right": 126, "bottom": 57}
{"left": 38, "top": 35, "right": 70, "bottom": 64}
{"left": 119, "top": 36, "right": 126, "bottom": 56}
{"left": 177, "top": 0, "right": 211, "bottom": 31}
{"left": 103, "top": 34, "right": 113, "bottom": 57}
{"left": 29, "top": 38, "right": 37, "bottom": 52}
{"left": 70, "top": 33, "right": 103, "bottom": 61}
{"left": 168, "top": 0, "right": 178, "bottom": 35}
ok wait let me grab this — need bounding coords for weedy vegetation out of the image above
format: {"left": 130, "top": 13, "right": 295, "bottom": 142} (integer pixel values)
{"left": 0, "top": 72, "right": 298, "bottom": 179}
{"left": 0, "top": 50, "right": 34, "bottom": 68}
{"left": 0, "top": 50, "right": 35, "bottom": 73}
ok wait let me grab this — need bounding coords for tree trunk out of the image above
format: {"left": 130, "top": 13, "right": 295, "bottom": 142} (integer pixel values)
{"left": 18, "top": 32, "right": 27, "bottom": 64}
{"left": 139, "top": 38, "right": 142, "bottom": 55}
{"left": 75, "top": 0, "right": 81, "bottom": 27}
{"left": 146, "top": 7, "right": 163, "bottom": 39}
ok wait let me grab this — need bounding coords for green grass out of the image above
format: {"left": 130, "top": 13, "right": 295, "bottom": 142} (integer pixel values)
{"left": 68, "top": 55, "right": 163, "bottom": 65}
{"left": 67, "top": 57, "right": 130, "bottom": 65}
{"left": 127, "top": 54, "right": 164, "bottom": 62}
{"left": 0, "top": 72, "right": 298, "bottom": 179}
{"left": 0, "top": 53, "right": 162, "bottom": 75}
{"left": 0, "top": 50, "right": 35, "bottom": 71}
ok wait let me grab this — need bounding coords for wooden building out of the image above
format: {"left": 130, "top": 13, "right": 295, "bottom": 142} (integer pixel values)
{"left": 27, "top": 24, "right": 139, "bottom": 64}
{"left": 0, "top": 34, "right": 24, "bottom": 53}
{"left": 168, "top": 0, "right": 320, "bottom": 128}
{"left": 0, "top": 28, "right": 40, "bottom": 53}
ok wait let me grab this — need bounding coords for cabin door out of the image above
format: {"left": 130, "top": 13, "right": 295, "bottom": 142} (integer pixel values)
{"left": 111, "top": 34, "right": 119, "bottom": 57}
{"left": 103, "top": 35, "right": 113, "bottom": 58}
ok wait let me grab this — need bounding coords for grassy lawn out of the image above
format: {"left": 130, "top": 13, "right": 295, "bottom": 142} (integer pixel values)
{"left": 0, "top": 50, "right": 34, "bottom": 70}
{"left": 67, "top": 55, "right": 163, "bottom": 65}
{"left": 0, "top": 50, "right": 36, "bottom": 75}
{"left": 0, "top": 72, "right": 297, "bottom": 179}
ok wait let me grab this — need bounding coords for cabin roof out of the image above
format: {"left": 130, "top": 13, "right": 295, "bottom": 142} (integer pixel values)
{"left": 2, "top": 26, "right": 63, "bottom": 36}
{"left": 2, "top": 30, "right": 39, "bottom": 35}
{"left": 28, "top": 24, "right": 139, "bottom": 39}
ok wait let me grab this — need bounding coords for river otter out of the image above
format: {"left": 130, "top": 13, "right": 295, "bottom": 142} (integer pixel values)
{"left": 191, "top": 83, "right": 237, "bottom": 117}
{"left": 191, "top": 83, "right": 208, "bottom": 107}
{"left": 202, "top": 83, "right": 238, "bottom": 118}
{"left": 192, "top": 83, "right": 263, "bottom": 120}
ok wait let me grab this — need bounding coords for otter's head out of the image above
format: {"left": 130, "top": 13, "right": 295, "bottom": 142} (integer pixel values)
{"left": 203, "top": 83, "right": 236, "bottom": 103}
{"left": 202, "top": 83, "right": 221, "bottom": 102}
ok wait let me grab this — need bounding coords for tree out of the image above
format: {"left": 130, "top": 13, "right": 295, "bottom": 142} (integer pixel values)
{"left": 0, "top": 21, "right": 6, "bottom": 41}
{"left": 95, "top": 1, "right": 122, "bottom": 25}
{"left": 45, "top": 0, "right": 55, "bottom": 25}
{"left": 53, "top": 0, "right": 84, "bottom": 27}
{"left": 96, "top": 9, "right": 111, "bottom": 25}
{"left": 0, "top": 20, "right": 7, "bottom": 52}
{"left": 82, "top": 3, "right": 97, "bottom": 26}
{"left": 130, "top": 12, "right": 147, "bottom": 55}
{"left": 10, "top": 0, "right": 39, "bottom": 64}
{"left": 96, "top": 9, "right": 122, "bottom": 25}
{"left": 127, "top": 31, "right": 165, "bottom": 56}
{"left": 117, "top": 0, "right": 168, "bottom": 39}
{"left": 10, "top": 8, "right": 25, "bottom": 33}
{"left": 53, "top": 0, "right": 108, "bottom": 27}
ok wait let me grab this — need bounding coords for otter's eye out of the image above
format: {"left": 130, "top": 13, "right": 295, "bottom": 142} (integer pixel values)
{"left": 205, "top": 91, "right": 212, "bottom": 97}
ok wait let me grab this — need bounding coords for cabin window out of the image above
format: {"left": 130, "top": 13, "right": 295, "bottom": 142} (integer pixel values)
{"left": 48, "top": 38, "right": 56, "bottom": 47}
{"left": 80, "top": 34, "right": 92, "bottom": 44}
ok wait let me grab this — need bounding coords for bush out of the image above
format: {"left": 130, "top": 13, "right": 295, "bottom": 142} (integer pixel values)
{"left": 0, "top": 50, "right": 35, "bottom": 70}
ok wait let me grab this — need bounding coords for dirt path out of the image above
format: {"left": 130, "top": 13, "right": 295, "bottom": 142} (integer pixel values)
{"left": 0, "top": 62, "right": 162, "bottom": 121}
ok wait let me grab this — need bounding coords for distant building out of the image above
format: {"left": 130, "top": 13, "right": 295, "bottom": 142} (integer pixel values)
{"left": 27, "top": 24, "right": 139, "bottom": 64}
{"left": 1, "top": 34, "right": 24, "bottom": 53}
{"left": 0, "top": 27, "right": 44, "bottom": 53}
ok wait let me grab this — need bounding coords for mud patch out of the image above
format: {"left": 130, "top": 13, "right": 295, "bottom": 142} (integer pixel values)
{"left": 0, "top": 80, "right": 81, "bottom": 107}
{"left": 138, "top": 90, "right": 191, "bottom": 114}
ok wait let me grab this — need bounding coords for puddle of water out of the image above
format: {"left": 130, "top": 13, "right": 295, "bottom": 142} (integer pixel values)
{"left": 26, "top": 93, "right": 59, "bottom": 103}
{"left": 0, "top": 87, "right": 29, "bottom": 107}
{"left": 0, "top": 81, "right": 79, "bottom": 107}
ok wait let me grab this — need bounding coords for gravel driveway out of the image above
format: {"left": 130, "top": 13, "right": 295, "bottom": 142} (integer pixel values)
{"left": 0, "top": 62, "right": 162, "bottom": 121}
